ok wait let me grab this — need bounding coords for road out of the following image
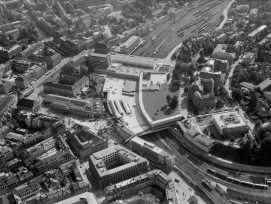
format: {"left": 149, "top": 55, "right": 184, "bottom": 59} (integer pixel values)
{"left": 143, "top": 130, "right": 271, "bottom": 203}
{"left": 133, "top": 0, "right": 231, "bottom": 59}
{"left": 215, "top": 0, "right": 235, "bottom": 30}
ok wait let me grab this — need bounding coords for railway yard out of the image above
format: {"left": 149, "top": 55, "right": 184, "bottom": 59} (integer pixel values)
{"left": 144, "top": 130, "right": 271, "bottom": 203}
{"left": 132, "top": 0, "right": 231, "bottom": 59}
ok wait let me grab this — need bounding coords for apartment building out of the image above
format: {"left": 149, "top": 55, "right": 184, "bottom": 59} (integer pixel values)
{"left": 89, "top": 145, "right": 149, "bottom": 188}
{"left": 21, "top": 41, "right": 44, "bottom": 59}
{"left": 130, "top": 136, "right": 174, "bottom": 173}
{"left": 87, "top": 4, "right": 113, "bottom": 18}
{"left": 11, "top": 60, "right": 32, "bottom": 73}
{"left": 0, "top": 146, "right": 14, "bottom": 163}
{"left": 0, "top": 81, "right": 13, "bottom": 94}
{"left": 23, "top": 137, "right": 56, "bottom": 164}
{"left": 32, "top": 136, "right": 75, "bottom": 175}
{"left": 15, "top": 63, "right": 47, "bottom": 89}
{"left": 0, "top": 94, "right": 15, "bottom": 117}
{"left": 12, "top": 183, "right": 42, "bottom": 201}
{"left": 67, "top": 125, "right": 108, "bottom": 159}
{"left": 105, "top": 169, "right": 179, "bottom": 204}
{"left": 0, "top": 45, "right": 22, "bottom": 60}
{"left": 213, "top": 112, "right": 249, "bottom": 137}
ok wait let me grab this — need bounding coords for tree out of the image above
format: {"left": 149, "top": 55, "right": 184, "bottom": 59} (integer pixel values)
{"left": 169, "top": 95, "right": 179, "bottom": 110}
{"left": 230, "top": 136, "right": 235, "bottom": 142}
{"left": 260, "top": 136, "right": 271, "bottom": 164}
{"left": 166, "top": 95, "right": 171, "bottom": 103}
{"left": 231, "top": 88, "right": 242, "bottom": 101}
{"left": 255, "top": 119, "right": 262, "bottom": 129}
{"left": 188, "top": 195, "right": 198, "bottom": 204}
{"left": 184, "top": 87, "right": 188, "bottom": 92}
{"left": 188, "top": 63, "right": 196, "bottom": 71}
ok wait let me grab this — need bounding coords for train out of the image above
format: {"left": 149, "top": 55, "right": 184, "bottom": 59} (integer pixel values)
{"left": 207, "top": 168, "right": 269, "bottom": 190}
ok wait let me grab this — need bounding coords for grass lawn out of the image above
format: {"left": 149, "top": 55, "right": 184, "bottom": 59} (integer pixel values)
{"left": 142, "top": 83, "right": 180, "bottom": 121}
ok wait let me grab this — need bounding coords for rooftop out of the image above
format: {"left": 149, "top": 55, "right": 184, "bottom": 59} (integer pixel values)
{"left": 212, "top": 112, "right": 247, "bottom": 129}
{"left": 56, "top": 192, "right": 99, "bottom": 204}
{"left": 248, "top": 25, "right": 267, "bottom": 37}
{"left": 256, "top": 78, "right": 271, "bottom": 91}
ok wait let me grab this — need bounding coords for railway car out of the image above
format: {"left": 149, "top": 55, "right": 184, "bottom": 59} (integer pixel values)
{"left": 207, "top": 168, "right": 216, "bottom": 174}
{"left": 240, "top": 181, "right": 254, "bottom": 188}
{"left": 227, "top": 177, "right": 240, "bottom": 184}
{"left": 202, "top": 179, "right": 213, "bottom": 190}
{"left": 254, "top": 183, "right": 268, "bottom": 190}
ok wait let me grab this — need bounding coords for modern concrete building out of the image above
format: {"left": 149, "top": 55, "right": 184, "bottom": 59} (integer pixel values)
{"left": 105, "top": 169, "right": 179, "bottom": 204}
{"left": 213, "top": 112, "right": 249, "bottom": 137}
{"left": 67, "top": 125, "right": 108, "bottom": 159}
{"left": 176, "top": 121, "right": 215, "bottom": 152}
{"left": 89, "top": 145, "right": 149, "bottom": 188}
{"left": 130, "top": 136, "right": 174, "bottom": 173}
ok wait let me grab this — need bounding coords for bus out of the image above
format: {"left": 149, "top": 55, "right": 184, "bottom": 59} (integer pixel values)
{"left": 202, "top": 179, "right": 213, "bottom": 190}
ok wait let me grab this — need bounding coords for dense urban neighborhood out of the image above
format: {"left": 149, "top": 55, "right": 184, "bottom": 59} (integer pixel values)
{"left": 1, "top": 0, "right": 271, "bottom": 204}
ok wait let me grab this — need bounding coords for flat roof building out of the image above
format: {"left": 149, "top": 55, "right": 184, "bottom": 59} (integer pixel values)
{"left": 105, "top": 169, "right": 179, "bottom": 204}
{"left": 89, "top": 144, "right": 149, "bottom": 188}
{"left": 256, "top": 78, "right": 271, "bottom": 91}
{"left": 130, "top": 136, "right": 174, "bottom": 173}
{"left": 212, "top": 112, "right": 249, "bottom": 136}
{"left": 248, "top": 25, "right": 267, "bottom": 39}
{"left": 67, "top": 124, "right": 108, "bottom": 159}
{"left": 56, "top": 192, "right": 99, "bottom": 204}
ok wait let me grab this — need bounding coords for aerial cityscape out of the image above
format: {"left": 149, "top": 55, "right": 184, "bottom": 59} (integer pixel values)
{"left": 1, "top": 0, "right": 271, "bottom": 204}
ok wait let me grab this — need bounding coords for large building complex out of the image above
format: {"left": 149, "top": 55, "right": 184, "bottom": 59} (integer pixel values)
{"left": 0, "top": 45, "right": 22, "bottom": 60}
{"left": 89, "top": 145, "right": 149, "bottom": 188}
{"left": 44, "top": 74, "right": 89, "bottom": 97}
{"left": 105, "top": 169, "right": 179, "bottom": 204}
{"left": 130, "top": 136, "right": 174, "bottom": 173}
{"left": 212, "top": 112, "right": 249, "bottom": 137}
{"left": 43, "top": 94, "right": 104, "bottom": 117}
{"left": 67, "top": 125, "right": 108, "bottom": 159}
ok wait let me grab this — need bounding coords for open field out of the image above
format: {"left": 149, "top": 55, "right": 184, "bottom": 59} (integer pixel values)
{"left": 133, "top": 0, "right": 231, "bottom": 59}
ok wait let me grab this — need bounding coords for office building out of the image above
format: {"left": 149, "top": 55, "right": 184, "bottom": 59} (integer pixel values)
{"left": 213, "top": 112, "right": 249, "bottom": 137}
{"left": 89, "top": 144, "right": 149, "bottom": 188}
{"left": 105, "top": 169, "right": 179, "bottom": 204}
{"left": 67, "top": 125, "right": 108, "bottom": 159}
{"left": 130, "top": 136, "right": 174, "bottom": 173}
{"left": 85, "top": 53, "right": 109, "bottom": 72}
